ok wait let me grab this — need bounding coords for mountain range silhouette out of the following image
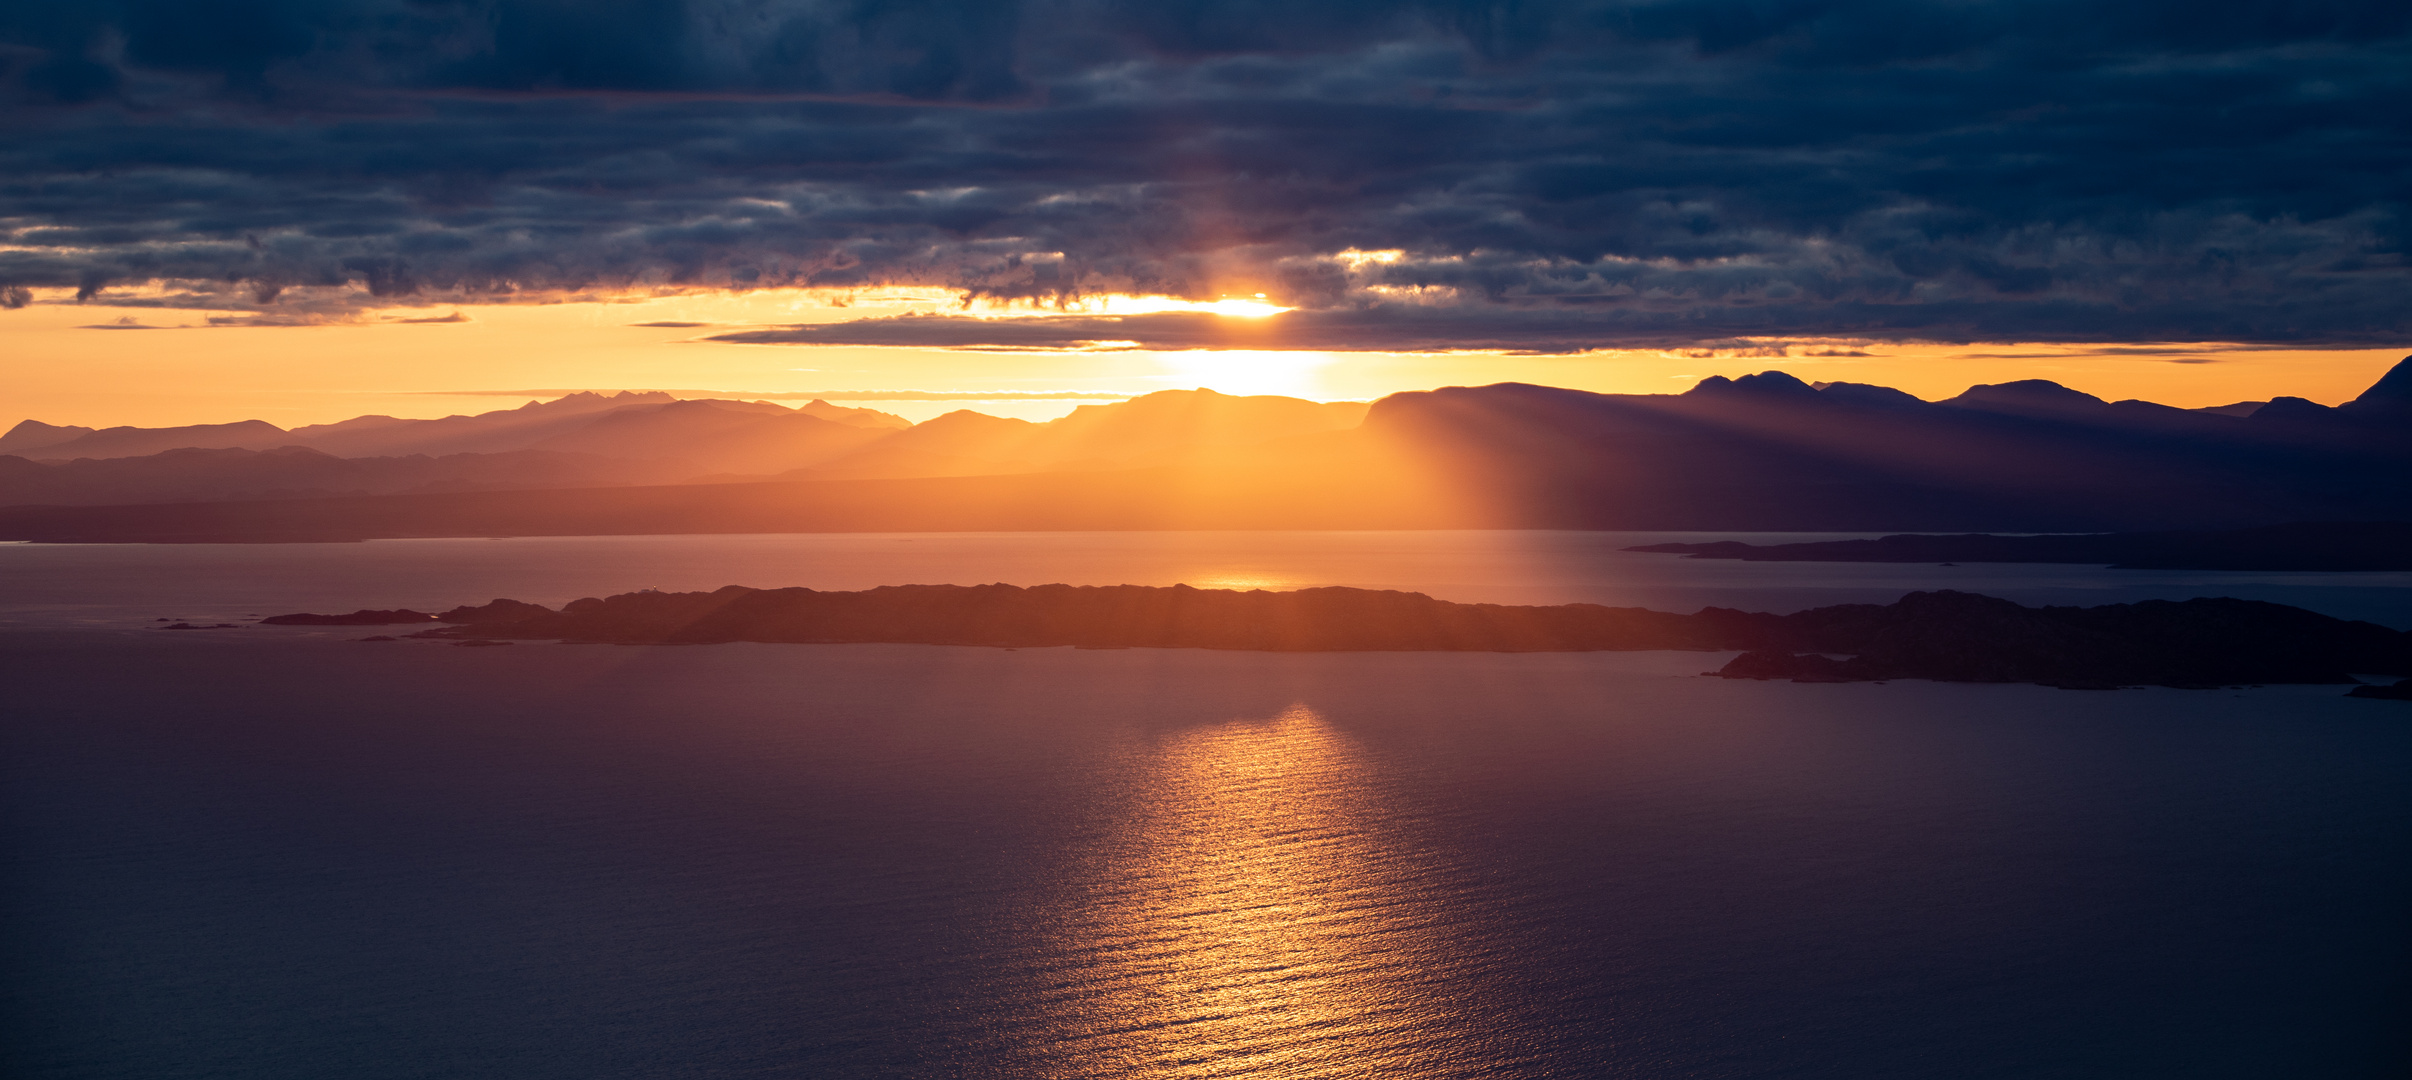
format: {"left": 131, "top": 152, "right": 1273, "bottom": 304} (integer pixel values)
{"left": 2, "top": 357, "right": 2405, "bottom": 542}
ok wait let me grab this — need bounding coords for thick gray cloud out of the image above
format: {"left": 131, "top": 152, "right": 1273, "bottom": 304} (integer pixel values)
{"left": 3, "top": 1, "right": 2407, "bottom": 347}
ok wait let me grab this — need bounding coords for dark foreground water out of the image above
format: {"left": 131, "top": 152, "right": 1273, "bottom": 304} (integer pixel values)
{"left": 7, "top": 634, "right": 2408, "bottom": 1079}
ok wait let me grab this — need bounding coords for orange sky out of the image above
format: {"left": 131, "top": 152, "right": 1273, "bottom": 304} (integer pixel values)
{"left": 3, "top": 287, "right": 2402, "bottom": 430}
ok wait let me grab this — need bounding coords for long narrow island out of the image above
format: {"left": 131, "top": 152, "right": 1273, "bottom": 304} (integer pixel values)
{"left": 1625, "top": 521, "right": 2412, "bottom": 571}
{"left": 263, "top": 583, "right": 2412, "bottom": 693}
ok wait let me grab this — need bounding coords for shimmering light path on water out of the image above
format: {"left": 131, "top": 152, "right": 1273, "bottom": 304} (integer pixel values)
{"left": 1026, "top": 708, "right": 1484, "bottom": 1078}
{"left": 8, "top": 637, "right": 2407, "bottom": 1078}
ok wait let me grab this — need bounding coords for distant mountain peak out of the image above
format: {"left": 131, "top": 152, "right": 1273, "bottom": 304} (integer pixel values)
{"left": 1944, "top": 379, "right": 2109, "bottom": 416}
{"left": 16, "top": 419, "right": 292, "bottom": 461}
{"left": 795, "top": 400, "right": 913, "bottom": 430}
{"left": 1687, "top": 370, "right": 1819, "bottom": 398}
{"left": 0, "top": 419, "right": 98, "bottom": 456}
{"left": 515, "top": 390, "right": 677, "bottom": 416}
{"left": 2250, "top": 396, "right": 2334, "bottom": 424}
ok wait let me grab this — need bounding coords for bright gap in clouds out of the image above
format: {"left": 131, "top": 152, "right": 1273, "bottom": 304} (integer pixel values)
{"left": 1071, "top": 296, "right": 1292, "bottom": 319}
{"left": 952, "top": 293, "right": 1294, "bottom": 319}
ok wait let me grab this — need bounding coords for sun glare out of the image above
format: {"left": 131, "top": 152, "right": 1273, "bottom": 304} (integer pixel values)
{"left": 1159, "top": 350, "right": 1334, "bottom": 398}
{"left": 1107, "top": 295, "right": 1292, "bottom": 318}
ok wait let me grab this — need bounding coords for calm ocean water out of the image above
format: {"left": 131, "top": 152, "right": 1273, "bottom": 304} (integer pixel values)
{"left": 3, "top": 529, "right": 2410, "bottom": 628}
{"left": 4, "top": 532, "right": 2409, "bottom": 1078}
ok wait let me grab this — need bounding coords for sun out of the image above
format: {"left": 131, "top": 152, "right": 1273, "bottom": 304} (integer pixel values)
{"left": 1157, "top": 349, "right": 1334, "bottom": 398}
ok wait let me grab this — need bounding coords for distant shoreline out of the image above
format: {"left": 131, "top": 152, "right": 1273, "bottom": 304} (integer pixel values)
{"left": 262, "top": 583, "right": 2412, "bottom": 695}
{"left": 1627, "top": 521, "right": 2412, "bottom": 572}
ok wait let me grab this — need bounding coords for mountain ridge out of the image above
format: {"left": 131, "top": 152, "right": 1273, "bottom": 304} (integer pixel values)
{"left": 1, "top": 357, "right": 2405, "bottom": 536}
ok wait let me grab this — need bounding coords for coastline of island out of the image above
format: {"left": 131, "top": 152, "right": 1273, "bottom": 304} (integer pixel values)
{"left": 260, "top": 583, "right": 2412, "bottom": 695}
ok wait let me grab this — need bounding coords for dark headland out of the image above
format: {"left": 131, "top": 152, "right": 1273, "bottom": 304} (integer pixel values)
{"left": 265, "top": 584, "right": 2412, "bottom": 693}
{"left": 1628, "top": 521, "right": 2412, "bottom": 571}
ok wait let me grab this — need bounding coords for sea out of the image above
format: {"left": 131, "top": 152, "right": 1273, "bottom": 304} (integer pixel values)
{"left": 4, "top": 531, "right": 2408, "bottom": 1079}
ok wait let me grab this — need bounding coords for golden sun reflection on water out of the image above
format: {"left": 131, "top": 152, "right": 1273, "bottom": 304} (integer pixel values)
{"left": 1028, "top": 706, "right": 1487, "bottom": 1079}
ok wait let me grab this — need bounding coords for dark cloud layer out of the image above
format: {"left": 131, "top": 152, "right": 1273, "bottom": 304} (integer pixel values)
{"left": 3, "top": 1, "right": 2408, "bottom": 348}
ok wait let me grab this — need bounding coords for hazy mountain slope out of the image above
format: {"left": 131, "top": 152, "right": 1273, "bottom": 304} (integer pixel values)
{"left": 287, "top": 391, "right": 677, "bottom": 457}
{"left": 5, "top": 361, "right": 2405, "bottom": 533}
{"left": 1041, "top": 390, "right": 1367, "bottom": 460}
{"left": 797, "top": 409, "right": 1045, "bottom": 480}
{"left": 799, "top": 389, "right": 1370, "bottom": 479}
{"left": 2343, "top": 361, "right": 2412, "bottom": 414}
{"left": 795, "top": 400, "right": 913, "bottom": 430}
{"left": 0, "top": 446, "right": 700, "bottom": 507}
{"left": 1361, "top": 360, "right": 2412, "bottom": 531}
{"left": 530, "top": 400, "right": 889, "bottom": 474}
{"left": 16, "top": 420, "right": 294, "bottom": 460}
{"left": 0, "top": 421, "right": 97, "bottom": 455}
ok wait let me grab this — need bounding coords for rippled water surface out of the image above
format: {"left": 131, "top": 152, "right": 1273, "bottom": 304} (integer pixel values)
{"left": 6, "top": 531, "right": 2410, "bottom": 1077}
{"left": 7, "top": 636, "right": 2408, "bottom": 1079}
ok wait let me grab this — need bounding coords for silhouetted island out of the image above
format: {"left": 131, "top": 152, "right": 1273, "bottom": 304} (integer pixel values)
{"left": 1627, "top": 521, "right": 2412, "bottom": 571}
{"left": 262, "top": 584, "right": 2412, "bottom": 692}
{"left": 258, "top": 608, "right": 441, "bottom": 625}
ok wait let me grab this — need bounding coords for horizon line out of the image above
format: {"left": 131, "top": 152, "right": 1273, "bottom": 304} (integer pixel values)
{"left": 407, "top": 389, "right": 1141, "bottom": 401}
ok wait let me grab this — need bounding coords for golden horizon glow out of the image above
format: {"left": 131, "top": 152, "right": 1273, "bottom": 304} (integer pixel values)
{"left": 0, "top": 286, "right": 2402, "bottom": 430}
{"left": 1158, "top": 350, "right": 1337, "bottom": 399}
